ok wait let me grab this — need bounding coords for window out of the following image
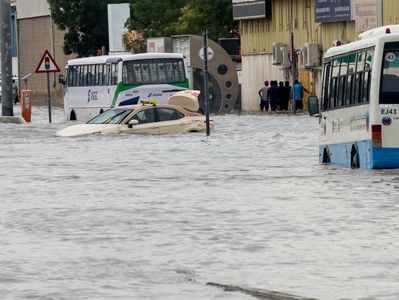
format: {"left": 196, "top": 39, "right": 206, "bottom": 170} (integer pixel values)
{"left": 329, "top": 58, "right": 341, "bottom": 109}
{"left": 110, "top": 63, "right": 118, "bottom": 85}
{"left": 346, "top": 53, "right": 357, "bottom": 106}
{"left": 87, "top": 109, "right": 133, "bottom": 124}
{"left": 157, "top": 108, "right": 185, "bottom": 122}
{"left": 132, "top": 108, "right": 156, "bottom": 124}
{"left": 380, "top": 42, "right": 399, "bottom": 104}
{"left": 321, "top": 62, "right": 331, "bottom": 111}
{"left": 337, "top": 56, "right": 349, "bottom": 107}
{"left": 123, "top": 59, "right": 186, "bottom": 85}
{"left": 67, "top": 63, "right": 113, "bottom": 87}
{"left": 363, "top": 49, "right": 374, "bottom": 104}
{"left": 321, "top": 47, "right": 375, "bottom": 111}
{"left": 354, "top": 51, "right": 365, "bottom": 105}
{"left": 67, "top": 66, "right": 78, "bottom": 87}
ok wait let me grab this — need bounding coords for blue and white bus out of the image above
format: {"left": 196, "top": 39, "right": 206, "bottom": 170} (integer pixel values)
{"left": 64, "top": 53, "right": 189, "bottom": 121}
{"left": 318, "top": 25, "right": 399, "bottom": 169}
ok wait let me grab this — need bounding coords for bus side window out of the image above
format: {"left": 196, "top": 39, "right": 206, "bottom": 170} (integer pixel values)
{"left": 329, "top": 58, "right": 340, "bottom": 109}
{"left": 321, "top": 62, "right": 330, "bottom": 111}
{"left": 141, "top": 63, "right": 150, "bottom": 83}
{"left": 134, "top": 63, "right": 142, "bottom": 84}
{"left": 346, "top": 73, "right": 355, "bottom": 106}
{"left": 157, "top": 62, "right": 167, "bottom": 83}
{"left": 149, "top": 62, "right": 158, "bottom": 83}
{"left": 78, "top": 65, "right": 85, "bottom": 87}
{"left": 105, "top": 64, "right": 111, "bottom": 86}
{"left": 346, "top": 53, "right": 356, "bottom": 106}
{"left": 111, "top": 64, "right": 118, "bottom": 85}
{"left": 363, "top": 48, "right": 374, "bottom": 104}
{"left": 354, "top": 51, "right": 365, "bottom": 105}
{"left": 338, "top": 56, "right": 349, "bottom": 108}
{"left": 98, "top": 64, "right": 104, "bottom": 86}
{"left": 86, "top": 65, "right": 92, "bottom": 86}
{"left": 67, "top": 66, "right": 76, "bottom": 87}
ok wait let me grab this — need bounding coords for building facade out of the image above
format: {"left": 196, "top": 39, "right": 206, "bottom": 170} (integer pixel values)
{"left": 236, "top": 0, "right": 399, "bottom": 112}
{"left": 16, "top": 0, "right": 73, "bottom": 106}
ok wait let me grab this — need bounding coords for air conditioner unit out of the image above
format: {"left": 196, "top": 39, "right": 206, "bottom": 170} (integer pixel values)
{"left": 281, "top": 45, "right": 291, "bottom": 69}
{"left": 272, "top": 43, "right": 285, "bottom": 65}
{"left": 304, "top": 43, "right": 320, "bottom": 68}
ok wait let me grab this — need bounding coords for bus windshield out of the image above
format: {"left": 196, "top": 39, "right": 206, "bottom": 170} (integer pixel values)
{"left": 381, "top": 42, "right": 399, "bottom": 104}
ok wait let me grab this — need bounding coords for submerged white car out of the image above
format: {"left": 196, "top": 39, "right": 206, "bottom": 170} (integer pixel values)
{"left": 56, "top": 103, "right": 210, "bottom": 137}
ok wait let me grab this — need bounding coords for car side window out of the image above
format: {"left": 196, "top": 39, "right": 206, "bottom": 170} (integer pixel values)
{"left": 132, "top": 108, "right": 156, "bottom": 124}
{"left": 157, "top": 108, "right": 185, "bottom": 122}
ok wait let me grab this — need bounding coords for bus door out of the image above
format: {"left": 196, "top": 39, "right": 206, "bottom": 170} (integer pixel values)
{"left": 87, "top": 63, "right": 118, "bottom": 111}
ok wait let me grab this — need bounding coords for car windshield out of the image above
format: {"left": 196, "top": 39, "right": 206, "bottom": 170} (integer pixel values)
{"left": 87, "top": 109, "right": 133, "bottom": 124}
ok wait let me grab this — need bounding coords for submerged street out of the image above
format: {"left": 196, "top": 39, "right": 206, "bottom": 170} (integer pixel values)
{"left": 1, "top": 107, "right": 399, "bottom": 300}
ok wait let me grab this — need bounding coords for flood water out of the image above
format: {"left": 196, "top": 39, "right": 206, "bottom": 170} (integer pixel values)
{"left": 1, "top": 106, "right": 399, "bottom": 300}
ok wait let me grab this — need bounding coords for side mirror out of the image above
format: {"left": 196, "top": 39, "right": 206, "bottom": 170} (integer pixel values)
{"left": 59, "top": 74, "right": 66, "bottom": 85}
{"left": 308, "top": 96, "right": 320, "bottom": 117}
{"left": 128, "top": 119, "right": 139, "bottom": 128}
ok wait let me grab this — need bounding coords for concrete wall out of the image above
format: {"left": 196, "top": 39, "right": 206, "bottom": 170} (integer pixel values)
{"left": 241, "top": 54, "right": 284, "bottom": 111}
{"left": 16, "top": 0, "right": 50, "bottom": 19}
{"left": 18, "top": 16, "right": 72, "bottom": 106}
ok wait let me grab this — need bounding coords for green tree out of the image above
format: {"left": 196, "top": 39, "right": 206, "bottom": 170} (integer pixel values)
{"left": 128, "top": 0, "right": 235, "bottom": 41}
{"left": 48, "top": 0, "right": 123, "bottom": 56}
{"left": 128, "top": 0, "right": 187, "bottom": 37}
{"left": 176, "top": 0, "right": 235, "bottom": 41}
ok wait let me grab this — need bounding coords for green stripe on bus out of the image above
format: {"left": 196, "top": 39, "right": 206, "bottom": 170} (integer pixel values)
{"left": 111, "top": 83, "right": 139, "bottom": 107}
{"left": 111, "top": 80, "right": 190, "bottom": 107}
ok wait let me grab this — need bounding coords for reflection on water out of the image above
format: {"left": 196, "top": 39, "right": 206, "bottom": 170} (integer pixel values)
{"left": 1, "top": 106, "right": 399, "bottom": 300}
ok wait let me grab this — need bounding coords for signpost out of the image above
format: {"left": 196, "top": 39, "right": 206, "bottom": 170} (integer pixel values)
{"left": 202, "top": 30, "right": 211, "bottom": 137}
{"left": 35, "top": 49, "right": 60, "bottom": 123}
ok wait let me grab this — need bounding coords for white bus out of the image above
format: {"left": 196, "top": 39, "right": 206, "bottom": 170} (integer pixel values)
{"left": 64, "top": 53, "right": 189, "bottom": 121}
{"left": 315, "top": 25, "right": 399, "bottom": 169}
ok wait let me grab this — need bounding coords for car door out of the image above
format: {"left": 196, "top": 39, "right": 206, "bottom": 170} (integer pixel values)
{"left": 156, "top": 107, "right": 188, "bottom": 134}
{"left": 121, "top": 107, "right": 159, "bottom": 134}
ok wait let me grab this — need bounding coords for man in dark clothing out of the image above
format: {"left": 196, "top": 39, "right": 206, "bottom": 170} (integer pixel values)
{"left": 269, "top": 81, "right": 279, "bottom": 112}
{"left": 258, "top": 81, "right": 270, "bottom": 112}
{"left": 278, "top": 81, "right": 285, "bottom": 111}
{"left": 282, "top": 81, "right": 291, "bottom": 111}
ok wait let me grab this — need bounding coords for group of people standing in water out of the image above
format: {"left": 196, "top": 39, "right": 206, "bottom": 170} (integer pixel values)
{"left": 258, "top": 80, "right": 306, "bottom": 113}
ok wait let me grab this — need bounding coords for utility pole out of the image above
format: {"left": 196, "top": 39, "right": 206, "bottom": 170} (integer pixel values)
{"left": 1, "top": 0, "right": 14, "bottom": 116}
{"left": 203, "top": 29, "right": 211, "bottom": 137}
{"left": 289, "top": 0, "right": 297, "bottom": 84}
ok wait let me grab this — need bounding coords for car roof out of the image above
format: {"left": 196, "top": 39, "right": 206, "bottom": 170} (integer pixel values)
{"left": 112, "top": 103, "right": 185, "bottom": 111}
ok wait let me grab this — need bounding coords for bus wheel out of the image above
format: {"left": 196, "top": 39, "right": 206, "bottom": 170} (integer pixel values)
{"left": 322, "top": 148, "right": 331, "bottom": 164}
{"left": 70, "top": 110, "right": 77, "bottom": 121}
{"left": 351, "top": 145, "right": 360, "bottom": 169}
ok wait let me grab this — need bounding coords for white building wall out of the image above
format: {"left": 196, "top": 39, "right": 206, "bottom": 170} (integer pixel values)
{"left": 241, "top": 54, "right": 285, "bottom": 112}
{"left": 17, "top": 0, "right": 50, "bottom": 19}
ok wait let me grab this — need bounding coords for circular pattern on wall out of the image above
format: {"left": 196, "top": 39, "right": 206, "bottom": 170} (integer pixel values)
{"left": 217, "top": 64, "right": 228, "bottom": 75}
